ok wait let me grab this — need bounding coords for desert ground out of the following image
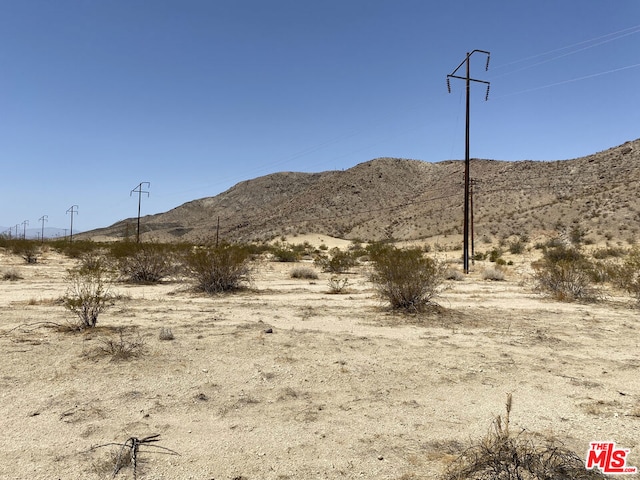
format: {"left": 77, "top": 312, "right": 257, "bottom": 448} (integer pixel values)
{"left": 1, "top": 236, "right": 639, "bottom": 479}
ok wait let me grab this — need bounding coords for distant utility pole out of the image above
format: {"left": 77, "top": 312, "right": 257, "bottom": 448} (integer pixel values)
{"left": 22, "top": 220, "right": 29, "bottom": 239}
{"left": 130, "top": 182, "right": 150, "bottom": 243}
{"left": 66, "top": 205, "right": 78, "bottom": 243}
{"left": 447, "top": 49, "right": 491, "bottom": 274}
{"left": 39, "top": 215, "right": 48, "bottom": 242}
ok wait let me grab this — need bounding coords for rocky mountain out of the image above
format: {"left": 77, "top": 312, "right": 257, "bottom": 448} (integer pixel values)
{"left": 86, "top": 138, "right": 640, "bottom": 245}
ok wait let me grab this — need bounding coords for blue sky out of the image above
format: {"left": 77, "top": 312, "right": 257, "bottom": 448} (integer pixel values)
{"left": 1, "top": 1, "right": 639, "bottom": 234}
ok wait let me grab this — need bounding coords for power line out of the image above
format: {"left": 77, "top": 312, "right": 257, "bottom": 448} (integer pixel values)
{"left": 494, "top": 62, "right": 640, "bottom": 99}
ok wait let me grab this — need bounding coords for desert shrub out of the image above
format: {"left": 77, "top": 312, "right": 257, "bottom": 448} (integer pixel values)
{"left": 445, "top": 268, "right": 464, "bottom": 281}
{"left": 62, "top": 262, "right": 115, "bottom": 329}
{"left": 473, "top": 251, "right": 487, "bottom": 261}
{"left": 507, "top": 239, "right": 525, "bottom": 254}
{"left": 482, "top": 266, "right": 505, "bottom": 281}
{"left": 315, "top": 247, "right": 356, "bottom": 273}
{"left": 108, "top": 241, "right": 177, "bottom": 283}
{"left": 2, "top": 268, "right": 23, "bottom": 281}
{"left": 7, "top": 239, "right": 40, "bottom": 264}
{"left": 327, "top": 276, "right": 349, "bottom": 293}
{"left": 488, "top": 248, "right": 503, "bottom": 263}
{"left": 92, "top": 328, "right": 145, "bottom": 361}
{"left": 532, "top": 245, "right": 598, "bottom": 302}
{"left": 369, "top": 246, "right": 444, "bottom": 312}
{"left": 270, "top": 242, "right": 302, "bottom": 262}
{"left": 612, "top": 247, "right": 640, "bottom": 304}
{"left": 592, "top": 246, "right": 627, "bottom": 259}
{"left": 290, "top": 266, "right": 319, "bottom": 279}
{"left": 50, "top": 239, "right": 100, "bottom": 259}
{"left": 185, "top": 243, "right": 252, "bottom": 293}
{"left": 159, "top": 327, "right": 175, "bottom": 341}
{"left": 442, "top": 394, "right": 606, "bottom": 480}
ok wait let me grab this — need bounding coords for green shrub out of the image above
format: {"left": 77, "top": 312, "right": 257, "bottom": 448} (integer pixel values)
{"left": 108, "top": 241, "right": 177, "bottom": 283}
{"left": 50, "top": 239, "right": 100, "bottom": 259}
{"left": 532, "top": 245, "right": 598, "bottom": 302}
{"left": 369, "top": 246, "right": 444, "bottom": 312}
{"left": 270, "top": 242, "right": 302, "bottom": 262}
{"left": 185, "top": 244, "right": 252, "bottom": 293}
{"left": 315, "top": 248, "right": 356, "bottom": 273}
{"left": 508, "top": 239, "right": 525, "bottom": 254}
{"left": 612, "top": 247, "right": 640, "bottom": 304}
{"left": 7, "top": 239, "right": 40, "bottom": 264}
{"left": 489, "top": 248, "right": 503, "bottom": 263}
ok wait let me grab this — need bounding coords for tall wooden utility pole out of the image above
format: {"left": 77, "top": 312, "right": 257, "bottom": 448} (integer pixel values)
{"left": 130, "top": 182, "right": 150, "bottom": 243}
{"left": 447, "top": 50, "right": 490, "bottom": 273}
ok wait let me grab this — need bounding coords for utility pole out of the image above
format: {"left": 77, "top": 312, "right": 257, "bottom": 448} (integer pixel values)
{"left": 66, "top": 205, "right": 78, "bottom": 243}
{"left": 130, "top": 182, "right": 150, "bottom": 243}
{"left": 447, "top": 49, "right": 490, "bottom": 274}
{"left": 39, "top": 215, "right": 48, "bottom": 242}
{"left": 15, "top": 224, "right": 19, "bottom": 239}
{"left": 22, "top": 220, "right": 29, "bottom": 239}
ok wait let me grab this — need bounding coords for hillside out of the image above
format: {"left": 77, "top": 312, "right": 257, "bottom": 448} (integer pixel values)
{"left": 87, "top": 138, "right": 640, "bottom": 244}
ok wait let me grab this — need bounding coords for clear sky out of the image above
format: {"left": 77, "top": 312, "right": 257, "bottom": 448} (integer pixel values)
{"left": 1, "top": 0, "right": 639, "bottom": 234}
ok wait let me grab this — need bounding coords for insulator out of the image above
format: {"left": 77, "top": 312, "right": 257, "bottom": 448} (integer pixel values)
{"left": 485, "top": 55, "right": 491, "bottom": 71}
{"left": 485, "top": 84, "right": 491, "bottom": 101}
{"left": 446, "top": 77, "right": 451, "bottom": 93}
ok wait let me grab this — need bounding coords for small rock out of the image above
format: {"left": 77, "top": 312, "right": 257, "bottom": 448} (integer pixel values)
{"left": 264, "top": 328, "right": 273, "bottom": 334}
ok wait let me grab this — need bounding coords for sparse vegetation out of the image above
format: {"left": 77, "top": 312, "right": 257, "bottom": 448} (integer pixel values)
{"left": 369, "top": 245, "right": 444, "bottom": 312}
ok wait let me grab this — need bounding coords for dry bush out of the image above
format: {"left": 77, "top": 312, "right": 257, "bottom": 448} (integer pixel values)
{"left": 327, "top": 276, "right": 349, "bottom": 294}
{"left": 445, "top": 268, "right": 464, "bottom": 281}
{"left": 159, "top": 327, "right": 175, "bottom": 341}
{"left": 93, "top": 328, "right": 145, "bottom": 360}
{"left": 369, "top": 245, "right": 444, "bottom": 312}
{"left": 185, "top": 243, "right": 252, "bottom": 293}
{"left": 532, "top": 245, "right": 599, "bottom": 302}
{"left": 442, "top": 394, "right": 607, "bottom": 480}
{"left": 2, "top": 268, "right": 23, "bottom": 281}
{"left": 62, "top": 263, "right": 114, "bottom": 329}
{"left": 482, "top": 267, "right": 505, "bottom": 281}
{"left": 290, "top": 266, "right": 319, "bottom": 279}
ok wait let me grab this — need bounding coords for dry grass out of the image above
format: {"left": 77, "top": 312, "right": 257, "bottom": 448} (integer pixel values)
{"left": 441, "top": 395, "right": 607, "bottom": 480}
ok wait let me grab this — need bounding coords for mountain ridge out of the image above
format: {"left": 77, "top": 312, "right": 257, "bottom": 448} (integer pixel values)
{"left": 85, "top": 138, "right": 640, "bottom": 244}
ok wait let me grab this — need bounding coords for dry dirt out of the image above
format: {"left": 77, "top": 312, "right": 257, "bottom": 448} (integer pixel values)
{"left": 1, "top": 245, "right": 639, "bottom": 480}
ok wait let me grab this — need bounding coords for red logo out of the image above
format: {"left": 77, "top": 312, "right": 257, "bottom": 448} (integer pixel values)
{"left": 586, "top": 442, "right": 637, "bottom": 474}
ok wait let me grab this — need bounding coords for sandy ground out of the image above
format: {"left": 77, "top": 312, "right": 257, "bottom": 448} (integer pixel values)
{"left": 0, "top": 247, "right": 639, "bottom": 480}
